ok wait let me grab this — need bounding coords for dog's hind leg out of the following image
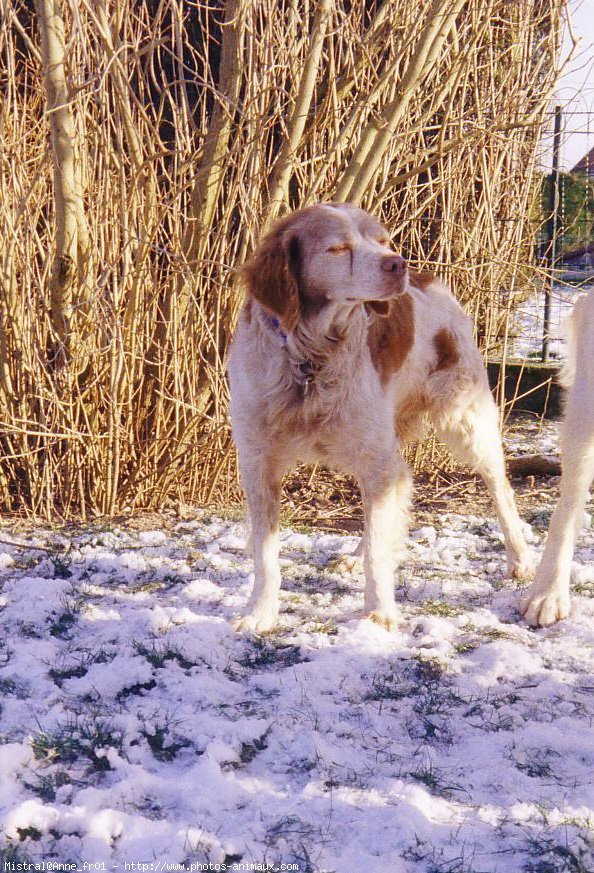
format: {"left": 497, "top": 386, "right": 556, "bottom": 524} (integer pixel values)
{"left": 234, "top": 452, "right": 285, "bottom": 633}
{"left": 429, "top": 378, "right": 534, "bottom": 581}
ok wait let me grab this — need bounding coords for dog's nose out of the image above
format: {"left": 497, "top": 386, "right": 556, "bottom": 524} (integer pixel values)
{"left": 381, "top": 255, "right": 407, "bottom": 274}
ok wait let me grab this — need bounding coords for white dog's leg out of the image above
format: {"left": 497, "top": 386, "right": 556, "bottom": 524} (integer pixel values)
{"left": 234, "top": 455, "right": 284, "bottom": 633}
{"left": 521, "top": 406, "right": 594, "bottom": 627}
{"left": 359, "top": 453, "right": 412, "bottom": 630}
{"left": 430, "top": 385, "right": 533, "bottom": 580}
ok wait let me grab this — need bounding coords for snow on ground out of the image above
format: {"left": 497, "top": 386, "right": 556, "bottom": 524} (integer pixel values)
{"left": 2, "top": 435, "right": 594, "bottom": 871}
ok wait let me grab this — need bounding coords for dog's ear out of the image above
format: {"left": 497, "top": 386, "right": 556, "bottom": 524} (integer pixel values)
{"left": 366, "top": 300, "right": 391, "bottom": 317}
{"left": 241, "top": 228, "right": 300, "bottom": 332}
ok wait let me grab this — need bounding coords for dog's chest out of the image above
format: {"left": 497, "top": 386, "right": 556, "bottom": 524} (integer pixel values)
{"left": 274, "top": 359, "right": 391, "bottom": 461}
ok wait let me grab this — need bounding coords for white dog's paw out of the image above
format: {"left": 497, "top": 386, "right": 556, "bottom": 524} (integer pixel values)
{"left": 366, "top": 608, "right": 400, "bottom": 631}
{"left": 508, "top": 551, "right": 536, "bottom": 582}
{"left": 520, "top": 585, "right": 570, "bottom": 627}
{"left": 330, "top": 552, "right": 364, "bottom": 575}
{"left": 233, "top": 607, "right": 279, "bottom": 634}
{"left": 328, "top": 539, "right": 364, "bottom": 575}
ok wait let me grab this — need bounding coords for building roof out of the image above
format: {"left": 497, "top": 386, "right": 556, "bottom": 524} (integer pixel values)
{"left": 571, "top": 146, "right": 594, "bottom": 176}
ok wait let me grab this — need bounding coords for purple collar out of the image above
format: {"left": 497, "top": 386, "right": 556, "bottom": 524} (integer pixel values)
{"left": 263, "top": 313, "right": 288, "bottom": 345}
{"left": 262, "top": 312, "right": 316, "bottom": 397}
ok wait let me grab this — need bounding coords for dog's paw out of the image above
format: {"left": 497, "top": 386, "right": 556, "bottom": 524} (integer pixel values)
{"left": 233, "top": 608, "right": 279, "bottom": 634}
{"left": 508, "top": 551, "right": 536, "bottom": 582}
{"left": 329, "top": 553, "right": 364, "bottom": 575}
{"left": 366, "top": 609, "right": 399, "bottom": 631}
{"left": 520, "top": 585, "right": 570, "bottom": 627}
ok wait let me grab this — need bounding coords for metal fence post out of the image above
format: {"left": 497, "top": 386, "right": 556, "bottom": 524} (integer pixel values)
{"left": 542, "top": 104, "right": 563, "bottom": 362}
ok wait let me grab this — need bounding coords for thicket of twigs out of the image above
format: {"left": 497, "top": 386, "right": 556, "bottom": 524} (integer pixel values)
{"left": 0, "top": 0, "right": 566, "bottom": 518}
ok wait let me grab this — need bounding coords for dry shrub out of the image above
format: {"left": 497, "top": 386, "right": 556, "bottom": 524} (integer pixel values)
{"left": 0, "top": 0, "right": 566, "bottom": 518}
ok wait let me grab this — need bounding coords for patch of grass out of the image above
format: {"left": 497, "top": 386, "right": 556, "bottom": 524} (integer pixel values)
{"left": 15, "top": 827, "right": 42, "bottom": 842}
{"left": 411, "top": 653, "right": 448, "bottom": 684}
{"left": 523, "top": 831, "right": 594, "bottom": 873}
{"left": 279, "top": 512, "right": 318, "bottom": 535}
{"left": 263, "top": 814, "right": 327, "bottom": 873}
{"left": 529, "top": 509, "right": 555, "bottom": 531}
{"left": 454, "top": 641, "right": 479, "bottom": 654}
{"left": 419, "top": 599, "right": 465, "bottom": 617}
{"left": 129, "top": 579, "right": 166, "bottom": 594}
{"left": 48, "top": 663, "right": 89, "bottom": 685}
{"left": 139, "top": 715, "right": 192, "bottom": 761}
{"left": 131, "top": 795, "right": 167, "bottom": 820}
{"left": 366, "top": 667, "right": 412, "bottom": 704}
{"left": 17, "top": 622, "right": 43, "bottom": 639}
{"left": 454, "top": 622, "right": 515, "bottom": 656}
{"left": 48, "top": 591, "right": 87, "bottom": 639}
{"left": 200, "top": 507, "right": 245, "bottom": 525}
{"left": 48, "top": 648, "right": 113, "bottom": 687}
{"left": 307, "top": 618, "right": 339, "bottom": 636}
{"left": 461, "top": 697, "right": 515, "bottom": 732}
{"left": 237, "top": 639, "right": 307, "bottom": 670}
{"left": 513, "top": 747, "right": 562, "bottom": 780}
{"left": 0, "top": 845, "right": 34, "bottom": 864}
{"left": 22, "top": 770, "right": 71, "bottom": 803}
{"left": 238, "top": 730, "right": 269, "bottom": 765}
{"left": 573, "top": 580, "right": 594, "bottom": 597}
{"left": 0, "top": 677, "right": 30, "bottom": 698}
{"left": 134, "top": 638, "right": 197, "bottom": 671}
{"left": 31, "top": 713, "right": 124, "bottom": 772}
{"left": 115, "top": 679, "right": 157, "bottom": 701}
{"left": 403, "top": 837, "right": 478, "bottom": 873}
{"left": 161, "top": 573, "right": 185, "bottom": 586}
{"left": 50, "top": 554, "right": 73, "bottom": 579}
{"left": 408, "top": 762, "right": 469, "bottom": 801}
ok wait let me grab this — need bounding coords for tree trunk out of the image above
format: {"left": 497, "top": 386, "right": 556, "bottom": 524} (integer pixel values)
{"left": 35, "top": 0, "right": 86, "bottom": 359}
{"left": 335, "top": 0, "right": 466, "bottom": 204}
{"left": 264, "top": 0, "right": 334, "bottom": 226}
{"left": 182, "top": 0, "right": 248, "bottom": 273}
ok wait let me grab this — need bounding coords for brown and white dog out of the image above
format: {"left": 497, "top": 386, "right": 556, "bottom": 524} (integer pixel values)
{"left": 521, "top": 289, "right": 594, "bottom": 626}
{"left": 228, "top": 203, "right": 533, "bottom": 632}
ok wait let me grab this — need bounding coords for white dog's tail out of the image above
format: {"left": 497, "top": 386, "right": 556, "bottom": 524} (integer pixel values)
{"left": 559, "top": 290, "right": 593, "bottom": 388}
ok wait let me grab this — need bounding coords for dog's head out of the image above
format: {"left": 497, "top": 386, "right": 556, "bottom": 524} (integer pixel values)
{"left": 240, "top": 203, "right": 408, "bottom": 331}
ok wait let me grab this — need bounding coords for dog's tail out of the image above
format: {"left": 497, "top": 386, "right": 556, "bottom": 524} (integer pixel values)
{"left": 559, "top": 290, "right": 593, "bottom": 388}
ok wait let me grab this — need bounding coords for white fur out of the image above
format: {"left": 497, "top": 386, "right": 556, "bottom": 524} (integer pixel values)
{"left": 521, "top": 289, "right": 594, "bottom": 626}
{"left": 228, "top": 204, "right": 533, "bottom": 632}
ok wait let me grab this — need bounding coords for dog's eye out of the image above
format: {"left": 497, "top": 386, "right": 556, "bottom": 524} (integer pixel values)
{"left": 327, "top": 244, "right": 350, "bottom": 254}
{"left": 378, "top": 237, "right": 391, "bottom": 246}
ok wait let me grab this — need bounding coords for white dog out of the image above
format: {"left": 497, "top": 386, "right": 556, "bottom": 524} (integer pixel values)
{"left": 228, "top": 203, "right": 533, "bottom": 632}
{"left": 521, "top": 289, "right": 594, "bottom": 626}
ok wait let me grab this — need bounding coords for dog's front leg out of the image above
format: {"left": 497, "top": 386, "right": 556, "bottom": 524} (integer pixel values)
{"left": 234, "top": 455, "right": 283, "bottom": 633}
{"left": 360, "top": 454, "right": 412, "bottom": 630}
{"left": 521, "top": 423, "right": 594, "bottom": 626}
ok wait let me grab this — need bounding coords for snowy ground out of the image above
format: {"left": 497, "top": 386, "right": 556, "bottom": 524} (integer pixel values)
{"left": 2, "top": 426, "right": 594, "bottom": 872}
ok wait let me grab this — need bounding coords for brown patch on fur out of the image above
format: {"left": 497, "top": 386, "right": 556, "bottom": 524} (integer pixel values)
{"left": 241, "top": 218, "right": 301, "bottom": 332}
{"left": 366, "top": 299, "right": 391, "bottom": 317}
{"left": 244, "top": 298, "right": 253, "bottom": 324}
{"left": 433, "top": 328, "right": 460, "bottom": 371}
{"left": 368, "top": 294, "right": 415, "bottom": 385}
{"left": 394, "top": 392, "right": 429, "bottom": 443}
{"left": 409, "top": 270, "right": 436, "bottom": 291}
